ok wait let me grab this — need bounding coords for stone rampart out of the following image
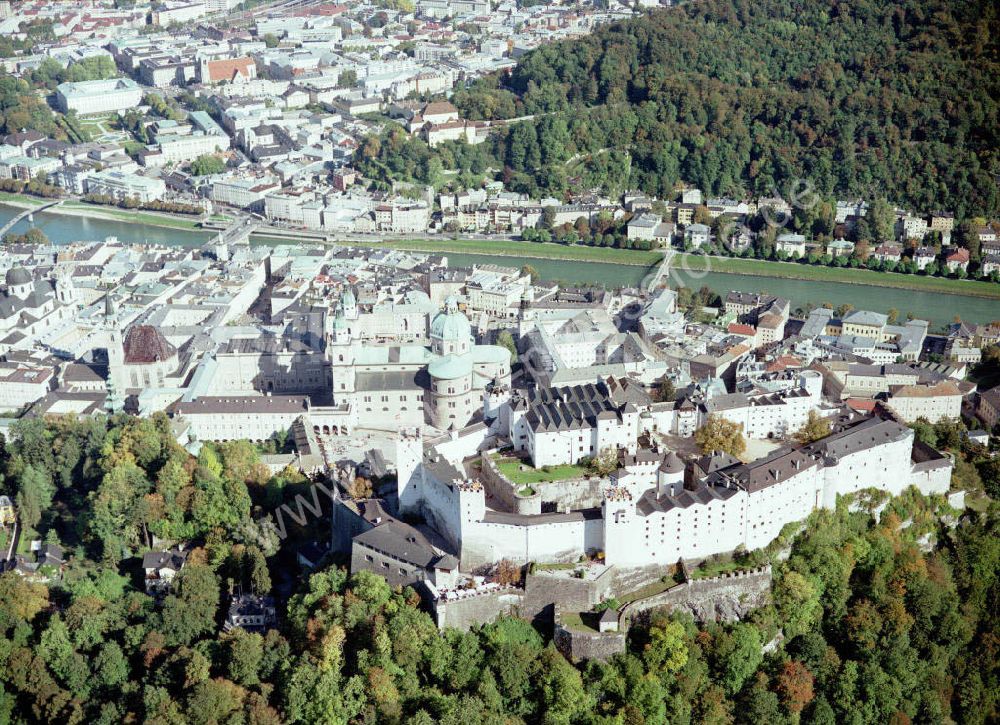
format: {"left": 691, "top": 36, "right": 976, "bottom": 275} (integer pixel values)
{"left": 480, "top": 453, "right": 541, "bottom": 514}
{"left": 621, "top": 565, "right": 772, "bottom": 624}
{"left": 432, "top": 585, "right": 524, "bottom": 631}
{"left": 521, "top": 566, "right": 616, "bottom": 621}
{"left": 553, "top": 606, "right": 626, "bottom": 662}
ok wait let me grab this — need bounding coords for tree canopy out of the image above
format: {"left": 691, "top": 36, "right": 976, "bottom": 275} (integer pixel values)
{"left": 0, "top": 418, "right": 995, "bottom": 723}
{"left": 694, "top": 415, "right": 747, "bottom": 458}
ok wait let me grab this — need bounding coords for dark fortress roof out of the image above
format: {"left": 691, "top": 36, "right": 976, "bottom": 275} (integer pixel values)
{"left": 354, "top": 517, "right": 458, "bottom": 570}
{"left": 636, "top": 481, "right": 740, "bottom": 515}
{"left": 522, "top": 378, "right": 652, "bottom": 433}
{"left": 802, "top": 415, "right": 911, "bottom": 462}
{"left": 5, "top": 266, "right": 31, "bottom": 286}
{"left": 705, "top": 447, "right": 817, "bottom": 493}
{"left": 123, "top": 325, "right": 176, "bottom": 364}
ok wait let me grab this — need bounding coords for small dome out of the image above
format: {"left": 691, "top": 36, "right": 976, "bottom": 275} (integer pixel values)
{"left": 341, "top": 288, "right": 356, "bottom": 307}
{"left": 660, "top": 451, "right": 684, "bottom": 474}
{"left": 430, "top": 304, "right": 472, "bottom": 343}
{"left": 5, "top": 266, "right": 31, "bottom": 286}
{"left": 428, "top": 354, "right": 473, "bottom": 381}
{"left": 332, "top": 309, "right": 347, "bottom": 330}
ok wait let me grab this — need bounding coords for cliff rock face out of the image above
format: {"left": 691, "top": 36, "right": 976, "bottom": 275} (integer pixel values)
{"left": 622, "top": 566, "right": 772, "bottom": 624}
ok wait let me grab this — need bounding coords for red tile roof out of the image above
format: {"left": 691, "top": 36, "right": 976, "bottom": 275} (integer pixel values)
{"left": 727, "top": 323, "right": 756, "bottom": 336}
{"left": 846, "top": 398, "right": 877, "bottom": 412}
{"left": 204, "top": 57, "right": 255, "bottom": 83}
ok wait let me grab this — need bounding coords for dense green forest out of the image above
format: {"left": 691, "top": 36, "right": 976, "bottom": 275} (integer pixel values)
{"left": 0, "top": 416, "right": 997, "bottom": 723}
{"left": 364, "top": 0, "right": 1000, "bottom": 218}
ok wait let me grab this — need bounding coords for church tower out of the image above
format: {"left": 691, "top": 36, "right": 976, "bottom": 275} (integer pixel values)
{"left": 341, "top": 287, "right": 358, "bottom": 321}
{"left": 54, "top": 268, "right": 77, "bottom": 305}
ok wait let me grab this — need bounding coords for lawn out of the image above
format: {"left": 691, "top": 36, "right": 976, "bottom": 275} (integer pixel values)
{"left": 966, "top": 494, "right": 991, "bottom": 514}
{"left": 15, "top": 527, "right": 35, "bottom": 556}
{"left": 618, "top": 576, "right": 676, "bottom": 604}
{"left": 366, "top": 237, "right": 664, "bottom": 267}
{"left": 678, "top": 253, "right": 1000, "bottom": 300}
{"left": 492, "top": 455, "right": 590, "bottom": 485}
{"left": 0, "top": 192, "right": 47, "bottom": 208}
{"left": 560, "top": 611, "right": 600, "bottom": 632}
{"left": 690, "top": 557, "right": 748, "bottom": 580}
{"left": 61, "top": 202, "right": 203, "bottom": 230}
{"left": 534, "top": 562, "right": 579, "bottom": 571}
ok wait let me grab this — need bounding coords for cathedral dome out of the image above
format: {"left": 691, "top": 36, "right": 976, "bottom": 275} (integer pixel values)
{"left": 430, "top": 296, "right": 471, "bottom": 342}
{"left": 5, "top": 266, "right": 31, "bottom": 286}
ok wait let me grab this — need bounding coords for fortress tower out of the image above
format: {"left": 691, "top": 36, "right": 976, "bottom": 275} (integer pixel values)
{"left": 656, "top": 451, "right": 685, "bottom": 497}
{"left": 395, "top": 429, "right": 423, "bottom": 515}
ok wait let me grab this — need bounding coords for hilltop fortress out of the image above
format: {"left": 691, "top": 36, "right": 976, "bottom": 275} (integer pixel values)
{"left": 389, "top": 380, "right": 952, "bottom": 574}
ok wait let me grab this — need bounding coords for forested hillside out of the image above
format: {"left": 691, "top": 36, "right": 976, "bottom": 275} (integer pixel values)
{"left": 448, "top": 0, "right": 999, "bottom": 216}
{"left": 0, "top": 417, "right": 997, "bottom": 723}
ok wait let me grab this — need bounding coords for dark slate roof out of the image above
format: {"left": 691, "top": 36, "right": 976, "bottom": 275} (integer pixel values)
{"left": 705, "top": 447, "right": 817, "bottom": 493}
{"left": 693, "top": 451, "right": 741, "bottom": 476}
{"left": 803, "top": 415, "right": 911, "bottom": 462}
{"left": 636, "top": 482, "right": 740, "bottom": 515}
{"left": 5, "top": 267, "right": 31, "bottom": 285}
{"left": 354, "top": 518, "right": 456, "bottom": 570}
{"left": 354, "top": 369, "right": 428, "bottom": 392}
{"left": 660, "top": 451, "right": 684, "bottom": 474}
{"left": 142, "top": 549, "right": 187, "bottom": 571}
{"left": 600, "top": 608, "right": 618, "bottom": 623}
{"left": 523, "top": 380, "right": 650, "bottom": 431}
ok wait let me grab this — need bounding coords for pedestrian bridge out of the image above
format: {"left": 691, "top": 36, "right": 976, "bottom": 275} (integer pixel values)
{"left": 0, "top": 199, "right": 62, "bottom": 238}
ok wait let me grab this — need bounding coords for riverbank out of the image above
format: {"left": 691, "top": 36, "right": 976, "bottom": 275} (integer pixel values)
{"left": 0, "top": 192, "right": 49, "bottom": 209}
{"left": 358, "top": 237, "right": 663, "bottom": 266}
{"left": 2, "top": 202, "right": 997, "bottom": 327}
{"left": 57, "top": 201, "right": 204, "bottom": 231}
{"left": 5, "top": 195, "right": 996, "bottom": 301}
{"left": 335, "top": 236, "right": 1000, "bottom": 301}
{"left": 0, "top": 194, "right": 204, "bottom": 231}
{"left": 677, "top": 253, "right": 1000, "bottom": 301}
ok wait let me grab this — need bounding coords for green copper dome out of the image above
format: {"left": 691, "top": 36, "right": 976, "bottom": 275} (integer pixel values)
{"left": 430, "top": 296, "right": 471, "bottom": 342}
{"left": 428, "top": 354, "right": 473, "bottom": 380}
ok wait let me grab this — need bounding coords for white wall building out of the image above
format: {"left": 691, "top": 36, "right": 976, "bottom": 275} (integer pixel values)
{"left": 86, "top": 171, "right": 166, "bottom": 203}
{"left": 56, "top": 78, "right": 143, "bottom": 115}
{"left": 405, "top": 414, "right": 952, "bottom": 570}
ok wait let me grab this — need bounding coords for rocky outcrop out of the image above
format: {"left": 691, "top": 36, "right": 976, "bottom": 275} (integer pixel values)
{"left": 621, "top": 566, "right": 772, "bottom": 624}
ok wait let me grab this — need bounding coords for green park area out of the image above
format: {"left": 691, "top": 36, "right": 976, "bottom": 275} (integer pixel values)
{"left": 678, "top": 253, "right": 1000, "bottom": 300}
{"left": 60, "top": 201, "right": 204, "bottom": 230}
{"left": 368, "top": 237, "right": 663, "bottom": 266}
{"left": 491, "top": 455, "right": 590, "bottom": 485}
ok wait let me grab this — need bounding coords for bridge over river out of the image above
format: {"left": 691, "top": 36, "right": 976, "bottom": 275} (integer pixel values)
{"left": 0, "top": 199, "right": 62, "bottom": 237}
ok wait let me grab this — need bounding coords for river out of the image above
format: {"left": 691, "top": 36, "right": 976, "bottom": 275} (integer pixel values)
{"left": 2, "top": 203, "right": 997, "bottom": 329}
